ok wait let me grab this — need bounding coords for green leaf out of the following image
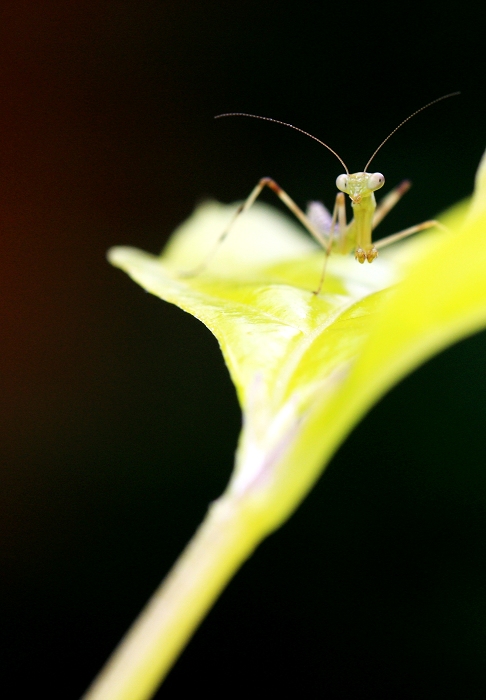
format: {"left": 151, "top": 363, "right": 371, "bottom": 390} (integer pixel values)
{"left": 85, "top": 151, "right": 486, "bottom": 700}
{"left": 108, "top": 161, "right": 485, "bottom": 526}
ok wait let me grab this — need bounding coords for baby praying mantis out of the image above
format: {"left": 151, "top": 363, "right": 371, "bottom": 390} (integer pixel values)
{"left": 189, "top": 92, "right": 459, "bottom": 294}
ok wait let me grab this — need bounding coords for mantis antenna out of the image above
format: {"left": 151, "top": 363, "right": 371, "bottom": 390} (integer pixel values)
{"left": 363, "top": 91, "right": 461, "bottom": 172}
{"left": 208, "top": 92, "right": 460, "bottom": 292}
{"left": 214, "top": 112, "right": 350, "bottom": 174}
{"left": 215, "top": 92, "right": 460, "bottom": 173}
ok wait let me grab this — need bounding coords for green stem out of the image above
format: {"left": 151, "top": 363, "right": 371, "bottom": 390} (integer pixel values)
{"left": 81, "top": 495, "right": 265, "bottom": 700}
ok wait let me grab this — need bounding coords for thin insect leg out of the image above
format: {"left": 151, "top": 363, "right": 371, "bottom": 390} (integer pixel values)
{"left": 181, "top": 180, "right": 266, "bottom": 276}
{"left": 182, "top": 177, "right": 330, "bottom": 277}
{"left": 258, "top": 178, "right": 333, "bottom": 248}
{"left": 313, "top": 192, "right": 346, "bottom": 295}
{"left": 374, "top": 219, "right": 447, "bottom": 250}
{"left": 336, "top": 191, "right": 347, "bottom": 254}
{"left": 372, "top": 179, "right": 411, "bottom": 229}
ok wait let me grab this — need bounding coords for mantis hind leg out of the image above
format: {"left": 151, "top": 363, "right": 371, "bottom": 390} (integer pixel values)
{"left": 370, "top": 178, "right": 445, "bottom": 255}
{"left": 372, "top": 179, "right": 411, "bottom": 229}
{"left": 182, "top": 177, "right": 335, "bottom": 284}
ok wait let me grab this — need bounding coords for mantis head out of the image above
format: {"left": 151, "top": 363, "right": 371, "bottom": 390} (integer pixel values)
{"left": 336, "top": 172, "right": 385, "bottom": 204}
{"left": 215, "top": 92, "right": 459, "bottom": 204}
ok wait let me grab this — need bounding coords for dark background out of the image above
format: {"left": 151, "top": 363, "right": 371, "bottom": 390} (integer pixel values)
{"left": 1, "top": 2, "right": 485, "bottom": 698}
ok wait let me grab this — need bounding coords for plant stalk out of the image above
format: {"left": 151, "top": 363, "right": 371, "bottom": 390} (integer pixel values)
{"left": 81, "top": 495, "right": 264, "bottom": 700}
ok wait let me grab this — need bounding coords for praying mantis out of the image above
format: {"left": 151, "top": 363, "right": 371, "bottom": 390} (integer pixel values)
{"left": 190, "top": 92, "right": 459, "bottom": 294}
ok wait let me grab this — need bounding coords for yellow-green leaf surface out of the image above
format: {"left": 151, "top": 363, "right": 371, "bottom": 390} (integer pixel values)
{"left": 85, "top": 152, "right": 486, "bottom": 700}
{"left": 108, "top": 165, "right": 485, "bottom": 529}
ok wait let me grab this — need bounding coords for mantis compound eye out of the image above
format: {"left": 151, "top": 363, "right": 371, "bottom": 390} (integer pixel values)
{"left": 336, "top": 174, "right": 349, "bottom": 192}
{"left": 367, "top": 172, "right": 385, "bottom": 191}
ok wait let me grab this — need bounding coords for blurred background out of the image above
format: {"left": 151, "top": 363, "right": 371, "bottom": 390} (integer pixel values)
{"left": 1, "top": 2, "right": 485, "bottom": 697}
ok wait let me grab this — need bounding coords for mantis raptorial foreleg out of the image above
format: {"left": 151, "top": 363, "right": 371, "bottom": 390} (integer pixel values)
{"left": 185, "top": 92, "right": 459, "bottom": 292}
